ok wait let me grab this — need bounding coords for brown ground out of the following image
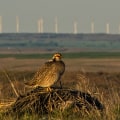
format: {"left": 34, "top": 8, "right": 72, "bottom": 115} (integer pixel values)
{"left": 0, "top": 58, "right": 120, "bottom": 100}
{"left": 0, "top": 58, "right": 120, "bottom": 72}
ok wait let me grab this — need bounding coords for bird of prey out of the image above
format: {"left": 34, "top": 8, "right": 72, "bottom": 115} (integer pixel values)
{"left": 25, "top": 53, "right": 65, "bottom": 91}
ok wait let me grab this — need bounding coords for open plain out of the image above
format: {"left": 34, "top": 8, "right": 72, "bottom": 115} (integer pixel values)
{"left": 0, "top": 57, "right": 120, "bottom": 72}
{"left": 0, "top": 57, "right": 119, "bottom": 119}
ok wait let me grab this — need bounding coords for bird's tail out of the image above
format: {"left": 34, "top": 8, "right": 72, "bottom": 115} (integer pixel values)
{"left": 24, "top": 80, "right": 36, "bottom": 87}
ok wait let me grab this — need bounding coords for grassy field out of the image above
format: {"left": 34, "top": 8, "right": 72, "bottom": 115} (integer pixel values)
{"left": 0, "top": 52, "right": 120, "bottom": 59}
{"left": 0, "top": 55, "right": 120, "bottom": 119}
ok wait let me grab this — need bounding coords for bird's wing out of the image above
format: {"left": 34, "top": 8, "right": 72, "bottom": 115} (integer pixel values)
{"left": 25, "top": 61, "right": 58, "bottom": 86}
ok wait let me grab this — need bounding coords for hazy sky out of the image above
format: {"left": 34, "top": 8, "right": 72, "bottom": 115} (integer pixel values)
{"left": 0, "top": 0, "right": 120, "bottom": 33}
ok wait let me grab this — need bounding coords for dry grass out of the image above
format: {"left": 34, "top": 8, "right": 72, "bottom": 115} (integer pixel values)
{"left": 0, "top": 58, "right": 119, "bottom": 119}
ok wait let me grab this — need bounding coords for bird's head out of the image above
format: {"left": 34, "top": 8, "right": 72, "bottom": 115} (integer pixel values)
{"left": 52, "top": 53, "right": 62, "bottom": 61}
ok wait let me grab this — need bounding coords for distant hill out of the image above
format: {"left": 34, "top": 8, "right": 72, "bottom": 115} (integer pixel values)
{"left": 0, "top": 33, "right": 120, "bottom": 53}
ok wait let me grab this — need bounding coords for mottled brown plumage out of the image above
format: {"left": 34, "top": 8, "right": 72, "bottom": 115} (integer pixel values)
{"left": 25, "top": 53, "right": 65, "bottom": 90}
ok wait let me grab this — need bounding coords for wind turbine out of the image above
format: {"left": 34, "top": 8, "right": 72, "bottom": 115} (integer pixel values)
{"left": 0, "top": 16, "right": 2, "bottom": 33}
{"left": 91, "top": 21, "right": 95, "bottom": 33}
{"left": 73, "top": 21, "right": 77, "bottom": 34}
{"left": 16, "top": 16, "right": 19, "bottom": 33}
{"left": 106, "top": 22, "right": 110, "bottom": 34}
{"left": 55, "top": 16, "right": 58, "bottom": 33}
{"left": 38, "top": 18, "right": 44, "bottom": 33}
{"left": 118, "top": 24, "right": 120, "bottom": 34}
